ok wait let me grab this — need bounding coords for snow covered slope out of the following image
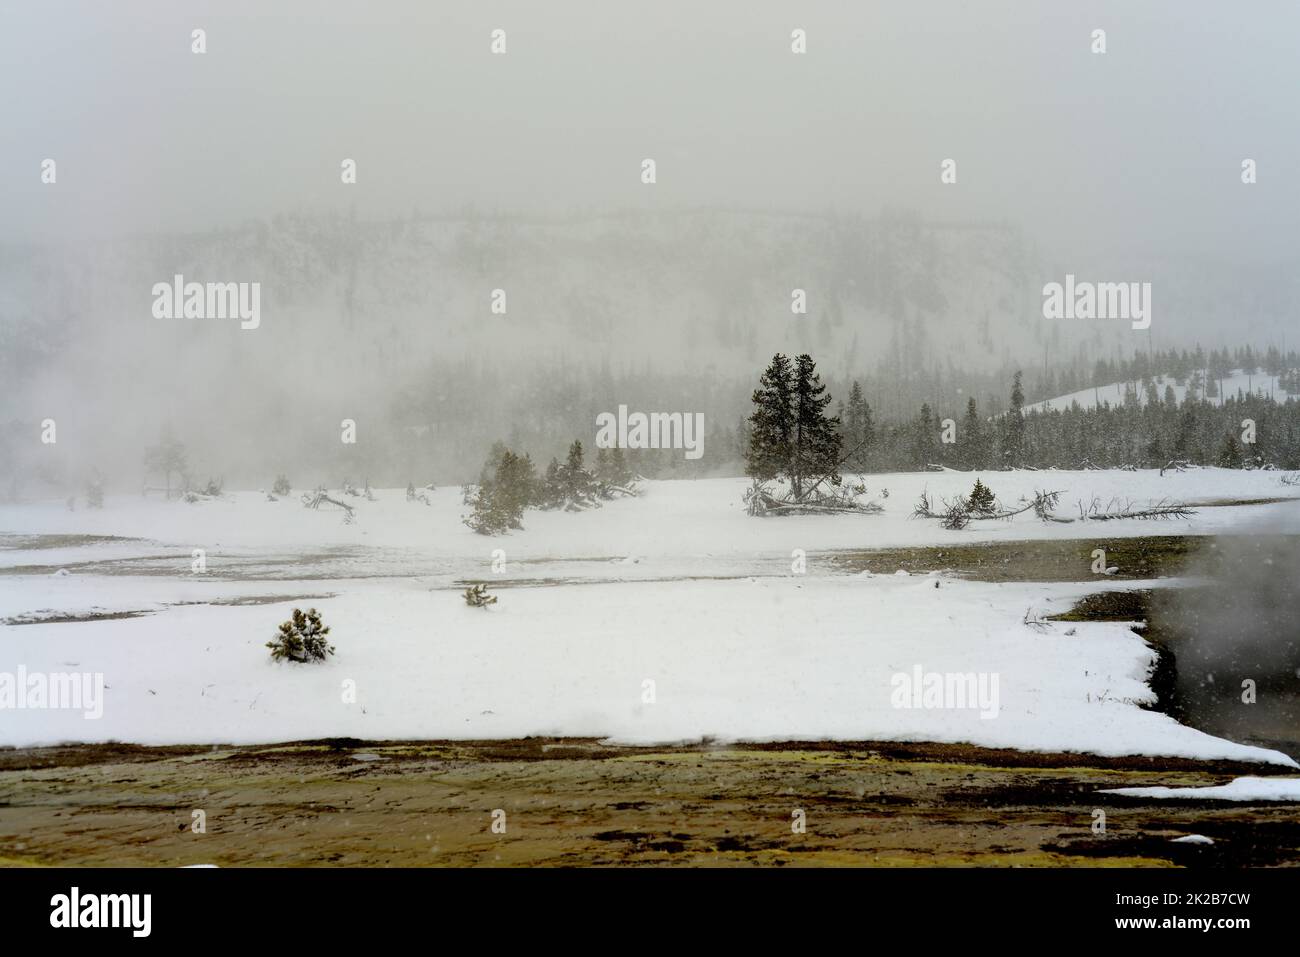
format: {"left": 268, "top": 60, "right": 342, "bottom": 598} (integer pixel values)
{"left": 1028, "top": 371, "right": 1291, "bottom": 413}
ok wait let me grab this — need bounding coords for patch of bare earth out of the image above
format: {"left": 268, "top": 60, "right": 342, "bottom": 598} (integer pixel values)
{"left": 1, "top": 738, "right": 1295, "bottom": 867}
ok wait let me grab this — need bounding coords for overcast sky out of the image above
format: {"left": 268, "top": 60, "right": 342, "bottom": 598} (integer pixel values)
{"left": 2, "top": 0, "right": 1298, "bottom": 268}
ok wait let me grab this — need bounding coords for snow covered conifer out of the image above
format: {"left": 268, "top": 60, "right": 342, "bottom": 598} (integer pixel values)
{"left": 594, "top": 445, "right": 636, "bottom": 497}
{"left": 962, "top": 397, "right": 985, "bottom": 470}
{"left": 464, "top": 583, "right": 497, "bottom": 607}
{"left": 464, "top": 445, "right": 537, "bottom": 533}
{"left": 609, "top": 447, "right": 634, "bottom": 486}
{"left": 1003, "top": 371, "right": 1026, "bottom": 468}
{"left": 746, "top": 353, "right": 795, "bottom": 485}
{"left": 746, "top": 353, "right": 841, "bottom": 502}
{"left": 498, "top": 449, "right": 537, "bottom": 520}
{"left": 912, "top": 403, "right": 936, "bottom": 470}
{"left": 560, "top": 440, "right": 598, "bottom": 508}
{"left": 844, "top": 380, "right": 874, "bottom": 471}
{"left": 968, "top": 477, "right": 996, "bottom": 515}
{"left": 1217, "top": 432, "right": 1244, "bottom": 468}
{"left": 791, "top": 354, "right": 842, "bottom": 499}
{"left": 267, "top": 607, "right": 335, "bottom": 663}
{"left": 540, "top": 457, "right": 564, "bottom": 509}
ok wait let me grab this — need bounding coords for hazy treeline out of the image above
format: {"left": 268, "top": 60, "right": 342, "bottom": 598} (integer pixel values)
{"left": 6, "top": 204, "right": 1296, "bottom": 496}
{"left": 6, "top": 341, "right": 1299, "bottom": 501}
{"left": 862, "top": 387, "right": 1300, "bottom": 473}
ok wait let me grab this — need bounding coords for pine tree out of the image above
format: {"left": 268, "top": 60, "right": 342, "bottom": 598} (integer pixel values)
{"left": 608, "top": 446, "right": 633, "bottom": 486}
{"left": 561, "top": 440, "right": 596, "bottom": 506}
{"left": 540, "top": 457, "right": 564, "bottom": 509}
{"left": 1173, "top": 406, "right": 1198, "bottom": 460}
{"left": 497, "top": 450, "right": 537, "bottom": 520}
{"left": 791, "top": 354, "right": 842, "bottom": 499}
{"left": 962, "top": 397, "right": 984, "bottom": 470}
{"left": 1003, "top": 371, "right": 1025, "bottom": 468}
{"left": 744, "top": 354, "right": 842, "bottom": 502}
{"left": 1217, "top": 432, "right": 1243, "bottom": 468}
{"left": 913, "top": 403, "right": 936, "bottom": 469}
{"left": 844, "top": 380, "right": 874, "bottom": 470}
{"left": 464, "top": 583, "right": 497, "bottom": 608}
{"left": 267, "top": 608, "right": 334, "bottom": 663}
{"left": 746, "top": 353, "right": 795, "bottom": 484}
{"left": 968, "top": 477, "right": 996, "bottom": 515}
{"left": 593, "top": 444, "right": 635, "bottom": 492}
{"left": 464, "top": 445, "right": 537, "bottom": 533}
{"left": 1144, "top": 433, "right": 1165, "bottom": 466}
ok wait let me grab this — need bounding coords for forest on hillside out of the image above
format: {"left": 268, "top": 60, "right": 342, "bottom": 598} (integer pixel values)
{"left": 5, "top": 341, "right": 1300, "bottom": 501}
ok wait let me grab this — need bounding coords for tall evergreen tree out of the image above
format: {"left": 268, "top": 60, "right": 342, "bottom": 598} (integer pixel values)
{"left": 561, "top": 440, "right": 596, "bottom": 504}
{"left": 913, "top": 403, "right": 936, "bottom": 469}
{"left": 745, "top": 353, "right": 842, "bottom": 501}
{"left": 1217, "top": 432, "right": 1243, "bottom": 468}
{"left": 610, "top": 446, "right": 633, "bottom": 485}
{"left": 791, "top": 354, "right": 843, "bottom": 498}
{"left": 540, "top": 457, "right": 564, "bottom": 509}
{"left": 1003, "top": 370, "right": 1025, "bottom": 467}
{"left": 962, "top": 396, "right": 984, "bottom": 470}
{"left": 746, "top": 353, "right": 796, "bottom": 483}
{"left": 844, "top": 380, "right": 874, "bottom": 471}
{"left": 465, "top": 446, "right": 536, "bottom": 533}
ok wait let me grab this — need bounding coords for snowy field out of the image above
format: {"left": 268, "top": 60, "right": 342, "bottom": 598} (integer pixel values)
{"left": 2, "top": 469, "right": 1298, "bottom": 765}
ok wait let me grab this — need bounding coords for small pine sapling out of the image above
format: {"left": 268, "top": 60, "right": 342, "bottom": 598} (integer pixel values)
{"left": 464, "top": 583, "right": 497, "bottom": 608}
{"left": 267, "top": 607, "right": 335, "bottom": 663}
{"left": 967, "top": 478, "right": 997, "bottom": 516}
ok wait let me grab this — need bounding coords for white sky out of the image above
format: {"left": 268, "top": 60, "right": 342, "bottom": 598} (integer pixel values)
{"left": 1, "top": 0, "right": 1296, "bottom": 271}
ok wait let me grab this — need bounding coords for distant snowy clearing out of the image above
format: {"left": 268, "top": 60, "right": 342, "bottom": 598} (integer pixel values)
{"left": 1027, "top": 371, "right": 1291, "bottom": 413}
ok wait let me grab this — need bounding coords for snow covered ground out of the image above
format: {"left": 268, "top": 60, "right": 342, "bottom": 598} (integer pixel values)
{"left": 1101, "top": 777, "right": 1300, "bottom": 801}
{"left": 2, "top": 470, "right": 1298, "bottom": 764}
{"left": 2, "top": 468, "right": 1297, "bottom": 569}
